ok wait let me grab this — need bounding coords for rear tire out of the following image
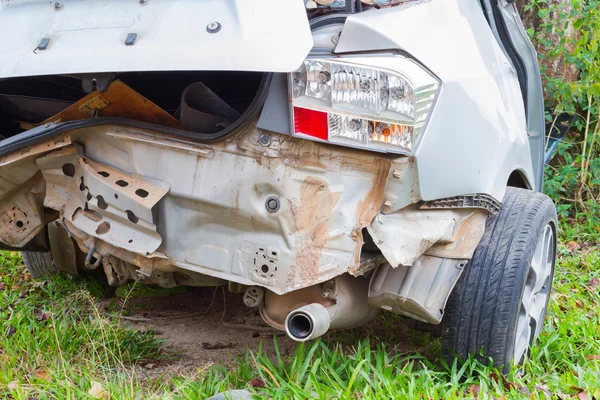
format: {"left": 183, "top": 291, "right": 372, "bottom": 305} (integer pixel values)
{"left": 21, "top": 251, "right": 57, "bottom": 278}
{"left": 441, "top": 187, "right": 557, "bottom": 373}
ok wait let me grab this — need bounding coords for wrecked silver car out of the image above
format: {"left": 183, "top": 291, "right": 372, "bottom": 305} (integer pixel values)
{"left": 0, "top": 0, "right": 557, "bottom": 372}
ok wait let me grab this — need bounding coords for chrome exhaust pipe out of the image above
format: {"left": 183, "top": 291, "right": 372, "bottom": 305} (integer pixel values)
{"left": 285, "top": 303, "right": 331, "bottom": 342}
{"left": 261, "top": 275, "right": 376, "bottom": 342}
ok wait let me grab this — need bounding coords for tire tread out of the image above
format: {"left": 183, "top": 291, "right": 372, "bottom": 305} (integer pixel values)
{"left": 441, "top": 188, "right": 557, "bottom": 371}
{"left": 21, "top": 251, "right": 56, "bottom": 278}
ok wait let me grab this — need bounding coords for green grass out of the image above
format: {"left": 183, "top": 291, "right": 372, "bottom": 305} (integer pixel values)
{"left": 1, "top": 220, "right": 599, "bottom": 399}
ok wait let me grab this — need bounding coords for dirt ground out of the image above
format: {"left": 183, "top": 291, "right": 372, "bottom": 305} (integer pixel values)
{"left": 100, "top": 287, "right": 426, "bottom": 378}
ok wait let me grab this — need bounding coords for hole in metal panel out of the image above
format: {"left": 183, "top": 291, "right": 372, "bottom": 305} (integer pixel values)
{"left": 98, "top": 171, "right": 110, "bottom": 177}
{"left": 126, "top": 210, "right": 139, "bottom": 224}
{"left": 97, "top": 195, "right": 108, "bottom": 210}
{"left": 135, "top": 189, "right": 149, "bottom": 198}
{"left": 72, "top": 207, "right": 82, "bottom": 220}
{"left": 16, "top": 220, "right": 24, "bottom": 228}
{"left": 116, "top": 180, "right": 129, "bottom": 187}
{"left": 96, "top": 222, "right": 111, "bottom": 235}
{"left": 62, "top": 163, "right": 75, "bottom": 177}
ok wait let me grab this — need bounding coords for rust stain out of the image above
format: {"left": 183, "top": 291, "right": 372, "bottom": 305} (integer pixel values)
{"left": 346, "top": 158, "right": 390, "bottom": 274}
{"left": 0, "top": 176, "right": 45, "bottom": 247}
{"left": 291, "top": 176, "right": 341, "bottom": 286}
{"left": 425, "top": 211, "right": 487, "bottom": 259}
{"left": 354, "top": 158, "right": 391, "bottom": 237}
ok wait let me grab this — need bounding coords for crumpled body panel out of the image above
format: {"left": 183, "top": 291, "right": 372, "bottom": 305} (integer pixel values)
{"left": 0, "top": 125, "right": 391, "bottom": 294}
{"left": 368, "top": 206, "right": 487, "bottom": 268}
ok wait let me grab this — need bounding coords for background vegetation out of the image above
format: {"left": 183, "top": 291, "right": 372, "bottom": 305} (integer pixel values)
{"left": 523, "top": 0, "right": 600, "bottom": 232}
{"left": 1, "top": 1, "right": 600, "bottom": 398}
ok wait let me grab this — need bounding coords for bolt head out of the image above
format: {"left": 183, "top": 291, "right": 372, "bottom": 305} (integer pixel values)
{"left": 259, "top": 134, "right": 271, "bottom": 146}
{"left": 207, "top": 21, "right": 221, "bottom": 33}
{"left": 54, "top": 2, "right": 62, "bottom": 9}
{"left": 266, "top": 197, "right": 280, "bottom": 213}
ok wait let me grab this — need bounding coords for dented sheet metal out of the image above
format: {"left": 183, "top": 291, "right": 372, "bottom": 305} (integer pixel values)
{"left": 0, "top": 124, "right": 391, "bottom": 294}
{"left": 0, "top": 119, "right": 491, "bottom": 295}
{"left": 36, "top": 145, "right": 169, "bottom": 255}
{"left": 0, "top": 137, "right": 73, "bottom": 247}
{"left": 368, "top": 206, "right": 487, "bottom": 268}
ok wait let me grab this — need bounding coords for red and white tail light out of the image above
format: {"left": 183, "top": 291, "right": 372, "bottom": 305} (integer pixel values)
{"left": 289, "top": 56, "right": 440, "bottom": 155}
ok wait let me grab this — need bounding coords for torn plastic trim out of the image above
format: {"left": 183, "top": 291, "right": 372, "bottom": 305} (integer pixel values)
{"left": 368, "top": 256, "right": 468, "bottom": 324}
{"left": 419, "top": 193, "right": 501, "bottom": 215}
{"left": 0, "top": 73, "right": 273, "bottom": 158}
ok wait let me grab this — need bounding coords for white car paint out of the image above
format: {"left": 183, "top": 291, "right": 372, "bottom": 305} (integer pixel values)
{"left": 335, "top": 0, "right": 535, "bottom": 203}
{"left": 0, "top": 0, "right": 313, "bottom": 77}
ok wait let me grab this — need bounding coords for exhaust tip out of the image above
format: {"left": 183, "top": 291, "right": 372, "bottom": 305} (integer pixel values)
{"left": 285, "top": 303, "right": 331, "bottom": 342}
{"left": 287, "top": 312, "right": 313, "bottom": 340}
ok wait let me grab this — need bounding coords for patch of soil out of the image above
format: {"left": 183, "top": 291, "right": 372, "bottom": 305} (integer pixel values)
{"left": 102, "top": 287, "right": 295, "bottom": 377}
{"left": 101, "top": 287, "right": 425, "bottom": 378}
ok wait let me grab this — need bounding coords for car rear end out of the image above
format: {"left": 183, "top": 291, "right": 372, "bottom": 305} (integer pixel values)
{"left": 0, "top": 0, "right": 553, "bottom": 371}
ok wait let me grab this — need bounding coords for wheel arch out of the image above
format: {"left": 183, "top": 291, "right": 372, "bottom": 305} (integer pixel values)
{"left": 507, "top": 169, "right": 533, "bottom": 190}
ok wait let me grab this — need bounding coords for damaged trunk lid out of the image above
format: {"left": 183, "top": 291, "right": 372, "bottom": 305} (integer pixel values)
{"left": 0, "top": 0, "right": 313, "bottom": 78}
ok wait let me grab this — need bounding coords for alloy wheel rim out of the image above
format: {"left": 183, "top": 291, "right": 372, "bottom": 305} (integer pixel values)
{"left": 513, "top": 223, "right": 555, "bottom": 363}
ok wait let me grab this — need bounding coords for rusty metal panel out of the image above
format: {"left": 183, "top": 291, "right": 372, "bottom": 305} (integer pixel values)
{"left": 0, "top": 176, "right": 45, "bottom": 247}
{"left": 0, "top": 120, "right": 490, "bottom": 295}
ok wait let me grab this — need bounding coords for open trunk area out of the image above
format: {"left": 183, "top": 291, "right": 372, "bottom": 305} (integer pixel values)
{"left": 0, "top": 71, "right": 265, "bottom": 140}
